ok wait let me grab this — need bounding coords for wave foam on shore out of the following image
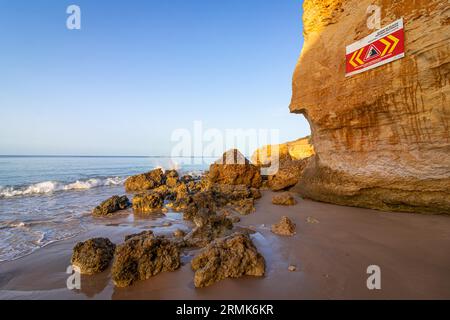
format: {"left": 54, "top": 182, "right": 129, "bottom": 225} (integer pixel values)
{"left": 0, "top": 177, "right": 126, "bottom": 198}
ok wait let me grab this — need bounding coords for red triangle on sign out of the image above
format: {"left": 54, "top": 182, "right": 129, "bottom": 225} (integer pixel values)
{"left": 364, "top": 44, "right": 381, "bottom": 61}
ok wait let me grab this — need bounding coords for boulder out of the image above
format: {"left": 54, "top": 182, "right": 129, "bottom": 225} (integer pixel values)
{"left": 272, "top": 192, "right": 297, "bottom": 206}
{"left": 289, "top": 0, "right": 450, "bottom": 214}
{"left": 124, "top": 168, "right": 165, "bottom": 192}
{"left": 71, "top": 238, "right": 116, "bottom": 275}
{"left": 165, "top": 169, "right": 179, "bottom": 178}
{"left": 112, "top": 234, "right": 180, "bottom": 287}
{"left": 92, "top": 195, "right": 130, "bottom": 216}
{"left": 132, "top": 192, "right": 164, "bottom": 213}
{"left": 208, "top": 149, "right": 262, "bottom": 188}
{"left": 267, "top": 158, "right": 309, "bottom": 191}
{"left": 271, "top": 216, "right": 296, "bottom": 236}
{"left": 191, "top": 233, "right": 265, "bottom": 288}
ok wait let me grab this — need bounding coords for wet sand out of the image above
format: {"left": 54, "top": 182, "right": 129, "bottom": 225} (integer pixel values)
{"left": 0, "top": 191, "right": 449, "bottom": 300}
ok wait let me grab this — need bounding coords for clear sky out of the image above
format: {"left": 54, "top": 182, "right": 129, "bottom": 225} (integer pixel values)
{"left": 0, "top": 0, "right": 309, "bottom": 156}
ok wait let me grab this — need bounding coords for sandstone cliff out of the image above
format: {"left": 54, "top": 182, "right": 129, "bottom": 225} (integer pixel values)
{"left": 251, "top": 136, "right": 314, "bottom": 165}
{"left": 290, "top": 0, "right": 450, "bottom": 213}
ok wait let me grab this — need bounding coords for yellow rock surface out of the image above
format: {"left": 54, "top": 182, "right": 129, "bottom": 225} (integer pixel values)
{"left": 251, "top": 136, "right": 314, "bottom": 165}
{"left": 290, "top": 0, "right": 450, "bottom": 213}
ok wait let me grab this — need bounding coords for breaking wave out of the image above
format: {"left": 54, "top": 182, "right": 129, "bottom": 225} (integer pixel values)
{"left": 0, "top": 176, "right": 126, "bottom": 198}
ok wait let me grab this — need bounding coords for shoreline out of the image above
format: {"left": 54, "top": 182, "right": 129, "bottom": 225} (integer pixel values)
{"left": 1, "top": 190, "right": 449, "bottom": 300}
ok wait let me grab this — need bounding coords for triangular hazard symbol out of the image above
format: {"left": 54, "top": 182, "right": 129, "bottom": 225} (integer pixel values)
{"left": 364, "top": 44, "right": 381, "bottom": 61}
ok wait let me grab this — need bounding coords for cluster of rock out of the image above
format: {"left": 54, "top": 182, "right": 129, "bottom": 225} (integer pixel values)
{"left": 74, "top": 149, "right": 271, "bottom": 288}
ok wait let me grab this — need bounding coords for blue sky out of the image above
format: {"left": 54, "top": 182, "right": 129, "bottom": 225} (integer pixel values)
{"left": 0, "top": 0, "right": 309, "bottom": 156}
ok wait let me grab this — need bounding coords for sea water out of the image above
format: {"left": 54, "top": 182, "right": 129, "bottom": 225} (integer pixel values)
{"left": 0, "top": 156, "right": 209, "bottom": 261}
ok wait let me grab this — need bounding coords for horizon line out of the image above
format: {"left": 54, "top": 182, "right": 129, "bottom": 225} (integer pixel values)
{"left": 0, "top": 154, "right": 220, "bottom": 159}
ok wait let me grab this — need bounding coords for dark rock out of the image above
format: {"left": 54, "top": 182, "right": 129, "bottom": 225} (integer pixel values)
{"left": 191, "top": 232, "right": 265, "bottom": 288}
{"left": 132, "top": 192, "right": 164, "bottom": 213}
{"left": 166, "top": 176, "right": 179, "bottom": 188}
{"left": 112, "top": 235, "right": 180, "bottom": 287}
{"left": 184, "top": 214, "right": 233, "bottom": 248}
{"left": 272, "top": 192, "right": 297, "bottom": 206}
{"left": 124, "top": 168, "right": 165, "bottom": 192}
{"left": 92, "top": 195, "right": 130, "bottom": 217}
{"left": 165, "top": 169, "right": 179, "bottom": 178}
{"left": 271, "top": 216, "right": 296, "bottom": 236}
{"left": 208, "top": 149, "right": 262, "bottom": 188}
{"left": 71, "top": 238, "right": 116, "bottom": 275}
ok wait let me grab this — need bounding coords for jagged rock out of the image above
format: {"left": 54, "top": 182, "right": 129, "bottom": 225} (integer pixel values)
{"left": 290, "top": 0, "right": 450, "bottom": 214}
{"left": 152, "top": 185, "right": 171, "bottom": 198}
{"left": 271, "top": 216, "right": 296, "bottom": 236}
{"left": 124, "top": 168, "right": 165, "bottom": 192}
{"left": 233, "top": 198, "right": 255, "bottom": 215}
{"left": 272, "top": 192, "right": 297, "bottom": 206}
{"left": 191, "top": 233, "right": 265, "bottom": 288}
{"left": 132, "top": 192, "right": 164, "bottom": 213}
{"left": 92, "top": 195, "right": 130, "bottom": 217}
{"left": 169, "top": 183, "right": 191, "bottom": 211}
{"left": 165, "top": 169, "right": 179, "bottom": 178}
{"left": 124, "top": 230, "right": 154, "bottom": 241}
{"left": 208, "top": 149, "right": 262, "bottom": 188}
{"left": 71, "top": 238, "right": 116, "bottom": 275}
{"left": 164, "top": 170, "right": 179, "bottom": 188}
{"left": 183, "top": 191, "right": 226, "bottom": 221}
{"left": 165, "top": 177, "right": 178, "bottom": 188}
{"left": 267, "top": 159, "right": 309, "bottom": 191}
{"left": 184, "top": 214, "right": 233, "bottom": 248}
{"left": 112, "top": 234, "right": 180, "bottom": 287}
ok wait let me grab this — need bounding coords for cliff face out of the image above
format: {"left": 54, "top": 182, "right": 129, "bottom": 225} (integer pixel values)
{"left": 290, "top": 0, "right": 450, "bottom": 213}
{"left": 251, "top": 136, "right": 314, "bottom": 165}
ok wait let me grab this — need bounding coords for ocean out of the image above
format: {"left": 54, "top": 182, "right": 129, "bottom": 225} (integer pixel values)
{"left": 0, "top": 156, "right": 210, "bottom": 262}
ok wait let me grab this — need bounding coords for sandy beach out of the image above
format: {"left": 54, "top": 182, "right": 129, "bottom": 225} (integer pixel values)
{"left": 1, "top": 190, "right": 449, "bottom": 300}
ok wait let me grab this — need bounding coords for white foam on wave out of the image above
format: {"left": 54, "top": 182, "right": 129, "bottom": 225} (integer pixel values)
{"left": 0, "top": 176, "right": 126, "bottom": 198}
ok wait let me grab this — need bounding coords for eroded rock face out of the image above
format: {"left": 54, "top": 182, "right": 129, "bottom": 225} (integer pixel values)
{"left": 184, "top": 214, "right": 234, "bottom": 248}
{"left": 252, "top": 136, "right": 314, "bottom": 166}
{"left": 71, "top": 238, "right": 116, "bottom": 275}
{"left": 191, "top": 233, "right": 265, "bottom": 288}
{"left": 271, "top": 216, "right": 296, "bottom": 236}
{"left": 132, "top": 193, "right": 164, "bottom": 213}
{"left": 272, "top": 192, "right": 297, "bottom": 206}
{"left": 112, "top": 234, "right": 180, "bottom": 287}
{"left": 290, "top": 0, "right": 450, "bottom": 214}
{"left": 92, "top": 195, "right": 130, "bottom": 216}
{"left": 124, "top": 168, "right": 165, "bottom": 192}
{"left": 208, "top": 150, "right": 262, "bottom": 188}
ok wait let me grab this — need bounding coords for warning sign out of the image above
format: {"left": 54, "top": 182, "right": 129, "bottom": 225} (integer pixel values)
{"left": 346, "top": 18, "right": 405, "bottom": 77}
